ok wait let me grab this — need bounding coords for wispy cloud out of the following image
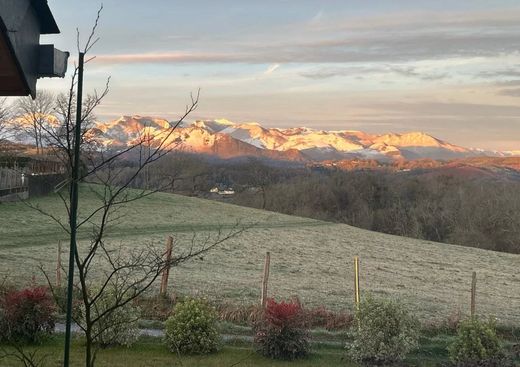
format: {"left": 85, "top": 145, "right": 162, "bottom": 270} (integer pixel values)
{"left": 264, "top": 64, "right": 281, "bottom": 75}
{"left": 86, "top": 8, "right": 520, "bottom": 67}
{"left": 94, "top": 52, "right": 241, "bottom": 64}
{"left": 304, "top": 9, "right": 520, "bottom": 33}
{"left": 300, "top": 65, "right": 448, "bottom": 81}
{"left": 309, "top": 10, "right": 324, "bottom": 25}
{"left": 478, "top": 66, "right": 520, "bottom": 79}
{"left": 92, "top": 32, "right": 520, "bottom": 66}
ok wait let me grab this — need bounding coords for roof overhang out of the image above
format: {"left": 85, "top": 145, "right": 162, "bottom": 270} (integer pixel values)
{"left": 0, "top": 16, "right": 30, "bottom": 96}
{"left": 0, "top": 0, "right": 67, "bottom": 98}
{"left": 30, "top": 0, "right": 60, "bottom": 34}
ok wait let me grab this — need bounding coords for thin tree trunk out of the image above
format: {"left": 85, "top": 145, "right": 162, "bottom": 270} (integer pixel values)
{"left": 85, "top": 327, "right": 93, "bottom": 367}
{"left": 33, "top": 124, "right": 39, "bottom": 154}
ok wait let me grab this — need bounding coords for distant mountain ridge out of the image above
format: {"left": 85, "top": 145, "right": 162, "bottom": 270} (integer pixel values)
{"left": 90, "top": 116, "right": 519, "bottom": 161}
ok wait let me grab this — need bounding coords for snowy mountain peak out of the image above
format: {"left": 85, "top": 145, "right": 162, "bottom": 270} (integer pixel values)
{"left": 88, "top": 116, "right": 511, "bottom": 161}
{"left": 374, "top": 131, "right": 441, "bottom": 146}
{"left": 213, "top": 118, "right": 236, "bottom": 126}
{"left": 192, "top": 119, "right": 237, "bottom": 133}
{"left": 109, "top": 115, "right": 171, "bottom": 130}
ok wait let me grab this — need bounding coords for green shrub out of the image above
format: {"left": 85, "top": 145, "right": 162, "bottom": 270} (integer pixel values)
{"left": 254, "top": 298, "right": 310, "bottom": 360}
{"left": 164, "top": 298, "right": 220, "bottom": 355}
{"left": 448, "top": 317, "right": 502, "bottom": 364}
{"left": 81, "top": 287, "right": 141, "bottom": 348}
{"left": 346, "top": 296, "right": 420, "bottom": 364}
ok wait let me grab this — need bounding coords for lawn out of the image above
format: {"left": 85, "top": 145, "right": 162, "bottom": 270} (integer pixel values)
{"left": 0, "top": 334, "right": 451, "bottom": 367}
{"left": 2, "top": 329, "right": 519, "bottom": 367}
{"left": 0, "top": 335, "right": 349, "bottom": 367}
{"left": 0, "top": 185, "right": 519, "bottom": 325}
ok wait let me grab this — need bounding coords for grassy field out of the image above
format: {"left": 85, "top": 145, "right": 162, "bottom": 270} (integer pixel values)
{"left": 0, "top": 185, "right": 519, "bottom": 324}
{"left": 0, "top": 334, "right": 454, "bottom": 367}
{"left": 6, "top": 333, "right": 518, "bottom": 367}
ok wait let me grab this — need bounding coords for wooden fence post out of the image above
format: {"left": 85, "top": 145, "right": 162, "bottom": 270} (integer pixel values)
{"left": 160, "top": 236, "right": 174, "bottom": 296}
{"left": 56, "top": 240, "right": 62, "bottom": 288}
{"left": 354, "top": 256, "right": 360, "bottom": 311}
{"left": 261, "top": 251, "right": 271, "bottom": 308}
{"left": 470, "top": 271, "right": 477, "bottom": 317}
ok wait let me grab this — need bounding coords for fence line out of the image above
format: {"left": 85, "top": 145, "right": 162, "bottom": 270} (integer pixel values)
{"left": 0, "top": 168, "right": 26, "bottom": 194}
{"left": 0, "top": 159, "right": 65, "bottom": 175}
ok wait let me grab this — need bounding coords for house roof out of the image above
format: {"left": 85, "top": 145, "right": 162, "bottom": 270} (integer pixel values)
{"left": 0, "top": 16, "right": 31, "bottom": 96}
{"left": 30, "top": 0, "right": 60, "bottom": 34}
{"left": 0, "top": 0, "right": 64, "bottom": 97}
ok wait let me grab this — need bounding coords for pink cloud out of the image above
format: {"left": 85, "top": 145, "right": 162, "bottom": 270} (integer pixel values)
{"left": 94, "top": 52, "right": 241, "bottom": 64}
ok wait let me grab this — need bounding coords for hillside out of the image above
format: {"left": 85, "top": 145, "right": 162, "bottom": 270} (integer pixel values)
{"left": 0, "top": 186, "right": 519, "bottom": 325}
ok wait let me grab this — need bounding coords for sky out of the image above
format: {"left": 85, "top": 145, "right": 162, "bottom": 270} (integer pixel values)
{"left": 35, "top": 0, "right": 520, "bottom": 150}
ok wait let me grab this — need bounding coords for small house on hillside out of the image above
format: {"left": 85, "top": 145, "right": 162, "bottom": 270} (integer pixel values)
{"left": 209, "top": 185, "right": 235, "bottom": 197}
{"left": 0, "top": 0, "right": 68, "bottom": 97}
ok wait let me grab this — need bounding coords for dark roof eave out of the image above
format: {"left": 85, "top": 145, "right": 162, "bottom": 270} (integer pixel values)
{"left": 0, "top": 16, "right": 33, "bottom": 97}
{"left": 30, "top": 0, "right": 60, "bottom": 34}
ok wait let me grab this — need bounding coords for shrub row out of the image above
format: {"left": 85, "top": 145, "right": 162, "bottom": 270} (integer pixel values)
{"left": 345, "top": 297, "right": 509, "bottom": 366}
{"left": 0, "top": 285, "right": 512, "bottom": 366}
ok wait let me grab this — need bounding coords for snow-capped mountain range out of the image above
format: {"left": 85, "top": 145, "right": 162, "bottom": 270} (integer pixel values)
{"left": 90, "top": 116, "right": 519, "bottom": 161}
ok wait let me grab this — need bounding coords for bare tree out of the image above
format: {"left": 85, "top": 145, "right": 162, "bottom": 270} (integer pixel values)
{"left": 247, "top": 158, "right": 274, "bottom": 210}
{"left": 41, "top": 79, "right": 109, "bottom": 176}
{"left": 25, "top": 6, "right": 245, "bottom": 367}
{"left": 14, "top": 91, "right": 55, "bottom": 154}
{"left": 0, "top": 98, "right": 11, "bottom": 139}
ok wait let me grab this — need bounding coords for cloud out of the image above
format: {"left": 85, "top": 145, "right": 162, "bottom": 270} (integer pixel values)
{"left": 478, "top": 67, "right": 520, "bottom": 79}
{"left": 499, "top": 88, "right": 520, "bottom": 97}
{"left": 300, "top": 65, "right": 448, "bottom": 80}
{"left": 372, "top": 101, "right": 520, "bottom": 118}
{"left": 92, "top": 32, "right": 520, "bottom": 66}
{"left": 309, "top": 10, "right": 324, "bottom": 25}
{"left": 495, "top": 80, "right": 520, "bottom": 87}
{"left": 89, "top": 9, "right": 520, "bottom": 67}
{"left": 94, "top": 52, "right": 242, "bottom": 64}
{"left": 388, "top": 66, "right": 448, "bottom": 80}
{"left": 300, "top": 67, "right": 349, "bottom": 79}
{"left": 305, "top": 9, "right": 520, "bottom": 33}
{"left": 264, "top": 64, "right": 281, "bottom": 75}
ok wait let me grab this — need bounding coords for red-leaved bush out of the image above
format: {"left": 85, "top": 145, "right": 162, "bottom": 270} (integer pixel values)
{"left": 264, "top": 299, "right": 302, "bottom": 327}
{"left": 254, "top": 298, "right": 309, "bottom": 360}
{"left": 0, "top": 286, "right": 56, "bottom": 343}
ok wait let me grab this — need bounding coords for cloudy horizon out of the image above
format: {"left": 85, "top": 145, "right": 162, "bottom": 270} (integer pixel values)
{"left": 31, "top": 0, "right": 520, "bottom": 150}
